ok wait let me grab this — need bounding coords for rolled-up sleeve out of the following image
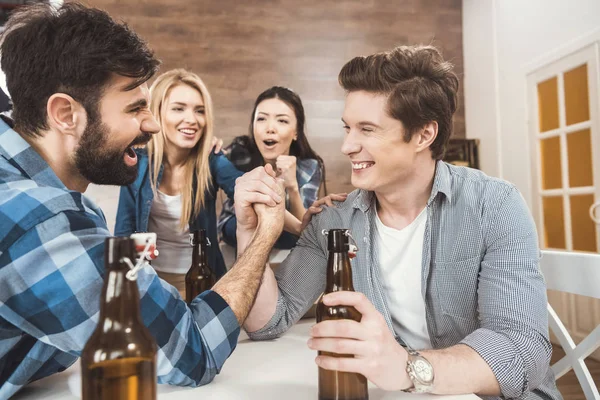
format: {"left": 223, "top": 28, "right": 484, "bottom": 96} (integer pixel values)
{"left": 247, "top": 208, "right": 329, "bottom": 340}
{"left": 460, "top": 187, "right": 551, "bottom": 399}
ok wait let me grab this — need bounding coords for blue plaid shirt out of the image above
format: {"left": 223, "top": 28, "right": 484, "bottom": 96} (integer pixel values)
{"left": 0, "top": 119, "right": 240, "bottom": 399}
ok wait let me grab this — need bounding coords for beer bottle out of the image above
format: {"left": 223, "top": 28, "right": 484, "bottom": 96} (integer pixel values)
{"left": 185, "top": 229, "right": 216, "bottom": 304}
{"left": 316, "top": 229, "right": 368, "bottom": 400}
{"left": 81, "top": 237, "right": 157, "bottom": 400}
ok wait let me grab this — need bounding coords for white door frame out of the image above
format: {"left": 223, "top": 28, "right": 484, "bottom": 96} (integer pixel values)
{"left": 527, "top": 43, "right": 600, "bottom": 252}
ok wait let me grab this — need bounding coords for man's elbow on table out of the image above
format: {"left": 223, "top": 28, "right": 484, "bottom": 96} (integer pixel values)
{"left": 247, "top": 327, "right": 284, "bottom": 341}
{"left": 245, "top": 307, "right": 291, "bottom": 341}
{"left": 158, "top": 351, "right": 225, "bottom": 387}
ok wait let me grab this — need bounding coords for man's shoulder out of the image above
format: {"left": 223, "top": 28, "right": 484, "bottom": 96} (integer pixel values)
{"left": 312, "top": 189, "right": 365, "bottom": 226}
{"left": 0, "top": 160, "right": 104, "bottom": 253}
{"left": 445, "top": 163, "right": 517, "bottom": 203}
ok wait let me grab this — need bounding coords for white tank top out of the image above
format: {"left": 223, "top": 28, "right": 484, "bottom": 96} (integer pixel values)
{"left": 147, "top": 190, "right": 192, "bottom": 274}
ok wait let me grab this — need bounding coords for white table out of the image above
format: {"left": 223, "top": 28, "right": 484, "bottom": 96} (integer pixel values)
{"left": 13, "top": 321, "right": 478, "bottom": 400}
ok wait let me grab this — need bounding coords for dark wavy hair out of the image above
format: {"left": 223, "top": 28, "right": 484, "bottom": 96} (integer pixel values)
{"left": 228, "top": 86, "right": 327, "bottom": 194}
{"left": 0, "top": 2, "right": 159, "bottom": 137}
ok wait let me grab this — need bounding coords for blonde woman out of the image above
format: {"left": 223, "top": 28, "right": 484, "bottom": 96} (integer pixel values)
{"left": 115, "top": 69, "right": 242, "bottom": 294}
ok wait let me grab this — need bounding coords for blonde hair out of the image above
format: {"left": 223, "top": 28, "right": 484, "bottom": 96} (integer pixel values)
{"left": 148, "top": 69, "right": 214, "bottom": 229}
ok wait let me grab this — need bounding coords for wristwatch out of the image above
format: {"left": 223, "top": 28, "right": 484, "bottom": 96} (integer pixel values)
{"left": 404, "top": 349, "right": 435, "bottom": 393}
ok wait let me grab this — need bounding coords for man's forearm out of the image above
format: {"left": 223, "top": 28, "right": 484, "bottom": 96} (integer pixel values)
{"left": 212, "top": 223, "right": 277, "bottom": 325}
{"left": 420, "top": 344, "right": 501, "bottom": 396}
{"left": 236, "top": 225, "right": 254, "bottom": 257}
{"left": 243, "top": 265, "right": 278, "bottom": 333}
{"left": 235, "top": 225, "right": 281, "bottom": 333}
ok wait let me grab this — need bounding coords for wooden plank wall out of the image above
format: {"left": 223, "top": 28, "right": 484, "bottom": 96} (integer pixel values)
{"left": 86, "top": 0, "right": 464, "bottom": 194}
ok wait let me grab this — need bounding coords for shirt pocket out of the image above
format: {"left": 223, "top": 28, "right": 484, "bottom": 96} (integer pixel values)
{"left": 433, "top": 256, "right": 481, "bottom": 320}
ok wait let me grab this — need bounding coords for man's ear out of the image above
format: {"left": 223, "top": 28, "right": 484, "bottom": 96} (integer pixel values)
{"left": 46, "top": 93, "right": 86, "bottom": 136}
{"left": 415, "top": 121, "right": 438, "bottom": 152}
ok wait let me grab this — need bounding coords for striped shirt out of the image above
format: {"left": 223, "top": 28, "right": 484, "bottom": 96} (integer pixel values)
{"left": 0, "top": 118, "right": 240, "bottom": 399}
{"left": 249, "top": 161, "right": 561, "bottom": 400}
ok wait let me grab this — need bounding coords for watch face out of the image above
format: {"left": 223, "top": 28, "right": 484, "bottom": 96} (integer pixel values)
{"left": 414, "top": 358, "right": 434, "bottom": 383}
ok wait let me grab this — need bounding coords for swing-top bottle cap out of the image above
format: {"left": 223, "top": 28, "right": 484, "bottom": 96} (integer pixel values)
{"left": 105, "top": 237, "right": 135, "bottom": 265}
{"left": 326, "top": 229, "right": 350, "bottom": 252}
{"left": 190, "top": 229, "right": 208, "bottom": 246}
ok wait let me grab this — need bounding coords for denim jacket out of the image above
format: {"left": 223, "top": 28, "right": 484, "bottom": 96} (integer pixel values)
{"left": 115, "top": 148, "right": 243, "bottom": 278}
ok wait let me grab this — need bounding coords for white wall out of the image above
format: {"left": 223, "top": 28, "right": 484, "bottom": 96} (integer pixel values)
{"left": 462, "top": 0, "right": 600, "bottom": 207}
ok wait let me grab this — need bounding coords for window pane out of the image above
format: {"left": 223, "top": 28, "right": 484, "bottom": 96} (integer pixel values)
{"left": 567, "top": 128, "right": 593, "bottom": 187}
{"left": 564, "top": 64, "right": 590, "bottom": 126}
{"left": 570, "top": 194, "right": 597, "bottom": 252}
{"left": 540, "top": 136, "right": 562, "bottom": 189}
{"left": 537, "top": 77, "right": 560, "bottom": 132}
{"left": 542, "top": 196, "right": 566, "bottom": 249}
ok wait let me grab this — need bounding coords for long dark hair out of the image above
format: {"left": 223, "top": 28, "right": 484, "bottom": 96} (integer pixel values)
{"left": 228, "top": 86, "right": 327, "bottom": 194}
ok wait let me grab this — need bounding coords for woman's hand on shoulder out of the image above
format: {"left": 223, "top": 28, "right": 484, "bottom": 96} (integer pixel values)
{"left": 299, "top": 192, "right": 348, "bottom": 232}
{"left": 211, "top": 136, "right": 224, "bottom": 154}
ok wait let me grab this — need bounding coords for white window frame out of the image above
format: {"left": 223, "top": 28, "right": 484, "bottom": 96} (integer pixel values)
{"left": 527, "top": 43, "right": 600, "bottom": 252}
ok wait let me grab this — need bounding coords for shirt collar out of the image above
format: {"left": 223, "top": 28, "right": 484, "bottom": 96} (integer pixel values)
{"left": 351, "top": 160, "right": 452, "bottom": 212}
{"left": 0, "top": 117, "right": 67, "bottom": 190}
{"left": 427, "top": 160, "right": 452, "bottom": 205}
{"left": 352, "top": 189, "right": 375, "bottom": 212}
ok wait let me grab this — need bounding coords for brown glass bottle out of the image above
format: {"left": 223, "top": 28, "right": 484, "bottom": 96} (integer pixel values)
{"left": 81, "top": 237, "right": 157, "bottom": 400}
{"left": 316, "top": 229, "right": 369, "bottom": 400}
{"left": 185, "top": 229, "right": 216, "bottom": 304}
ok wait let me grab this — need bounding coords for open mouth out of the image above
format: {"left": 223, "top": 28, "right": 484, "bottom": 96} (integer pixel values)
{"left": 352, "top": 161, "right": 375, "bottom": 171}
{"left": 124, "top": 146, "right": 138, "bottom": 166}
{"left": 124, "top": 133, "right": 152, "bottom": 166}
{"left": 263, "top": 139, "right": 279, "bottom": 150}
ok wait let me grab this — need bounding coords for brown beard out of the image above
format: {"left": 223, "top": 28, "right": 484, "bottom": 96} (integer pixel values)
{"left": 74, "top": 114, "right": 149, "bottom": 185}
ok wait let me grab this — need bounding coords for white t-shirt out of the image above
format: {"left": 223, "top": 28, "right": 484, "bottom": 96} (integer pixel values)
{"left": 375, "top": 208, "right": 432, "bottom": 350}
{"left": 147, "top": 190, "right": 192, "bottom": 274}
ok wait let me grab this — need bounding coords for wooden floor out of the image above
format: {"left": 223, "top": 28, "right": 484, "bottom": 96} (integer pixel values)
{"left": 551, "top": 345, "right": 600, "bottom": 399}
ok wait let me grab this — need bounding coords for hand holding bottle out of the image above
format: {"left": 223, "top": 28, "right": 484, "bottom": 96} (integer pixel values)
{"left": 309, "top": 291, "right": 411, "bottom": 392}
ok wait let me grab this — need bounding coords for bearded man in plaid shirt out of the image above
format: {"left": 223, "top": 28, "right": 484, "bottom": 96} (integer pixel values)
{"left": 0, "top": 3, "right": 286, "bottom": 399}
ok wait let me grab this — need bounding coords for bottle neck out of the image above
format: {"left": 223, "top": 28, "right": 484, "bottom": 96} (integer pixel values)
{"left": 325, "top": 251, "right": 354, "bottom": 293}
{"left": 192, "top": 240, "right": 208, "bottom": 267}
{"left": 98, "top": 263, "right": 143, "bottom": 329}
